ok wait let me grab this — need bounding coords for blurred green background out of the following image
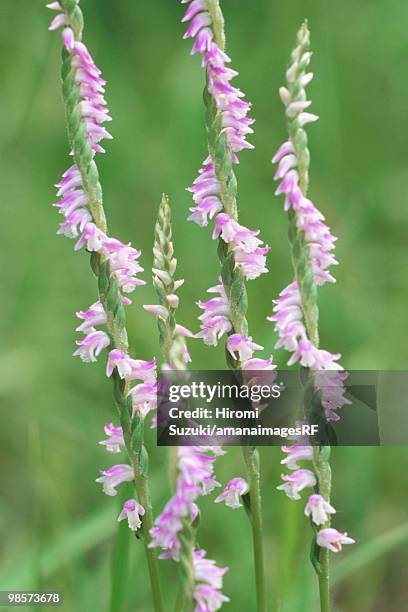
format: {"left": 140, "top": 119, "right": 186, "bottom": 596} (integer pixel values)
{"left": 1, "top": 0, "right": 408, "bottom": 610}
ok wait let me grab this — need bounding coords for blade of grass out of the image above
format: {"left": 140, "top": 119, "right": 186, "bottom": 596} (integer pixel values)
{"left": 332, "top": 522, "right": 408, "bottom": 584}
{"left": 0, "top": 507, "right": 116, "bottom": 589}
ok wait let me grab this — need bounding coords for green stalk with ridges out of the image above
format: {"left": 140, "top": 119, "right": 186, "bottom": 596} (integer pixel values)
{"left": 152, "top": 195, "right": 195, "bottom": 611}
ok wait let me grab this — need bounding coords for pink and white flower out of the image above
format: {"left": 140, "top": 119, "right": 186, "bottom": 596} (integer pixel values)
{"left": 99, "top": 423, "right": 124, "bottom": 454}
{"left": 280, "top": 445, "right": 314, "bottom": 470}
{"left": 129, "top": 383, "right": 157, "bottom": 417}
{"left": 316, "top": 528, "right": 355, "bottom": 552}
{"left": 73, "top": 330, "right": 110, "bottom": 362}
{"left": 96, "top": 464, "right": 134, "bottom": 496}
{"left": 118, "top": 499, "right": 145, "bottom": 532}
{"left": 75, "top": 301, "right": 107, "bottom": 333}
{"left": 215, "top": 477, "right": 249, "bottom": 509}
{"left": 305, "top": 494, "right": 336, "bottom": 526}
{"left": 227, "top": 334, "right": 263, "bottom": 363}
{"left": 196, "top": 280, "right": 232, "bottom": 346}
{"left": 276, "top": 469, "right": 316, "bottom": 501}
{"left": 193, "top": 548, "right": 230, "bottom": 611}
{"left": 150, "top": 447, "right": 221, "bottom": 560}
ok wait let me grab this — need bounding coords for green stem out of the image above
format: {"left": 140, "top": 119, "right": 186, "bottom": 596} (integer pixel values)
{"left": 133, "top": 471, "right": 165, "bottom": 612}
{"left": 243, "top": 447, "right": 267, "bottom": 612}
{"left": 312, "top": 446, "right": 331, "bottom": 612}
{"left": 153, "top": 195, "right": 194, "bottom": 611}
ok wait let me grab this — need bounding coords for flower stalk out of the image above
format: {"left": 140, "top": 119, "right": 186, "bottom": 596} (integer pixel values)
{"left": 50, "top": 2, "right": 163, "bottom": 609}
{"left": 147, "top": 196, "right": 229, "bottom": 611}
{"left": 281, "top": 24, "right": 332, "bottom": 610}
{"left": 148, "top": 194, "right": 196, "bottom": 610}
{"left": 270, "top": 21, "right": 354, "bottom": 612}
{"left": 180, "top": 1, "right": 268, "bottom": 609}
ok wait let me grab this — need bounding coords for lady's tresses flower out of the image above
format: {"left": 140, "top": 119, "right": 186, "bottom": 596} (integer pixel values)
{"left": 53, "top": 165, "right": 91, "bottom": 238}
{"left": 48, "top": 13, "right": 113, "bottom": 151}
{"left": 196, "top": 280, "right": 232, "bottom": 346}
{"left": 276, "top": 469, "right": 316, "bottom": 501}
{"left": 99, "top": 423, "right": 124, "bottom": 453}
{"left": 232, "top": 244, "right": 269, "bottom": 280}
{"left": 268, "top": 24, "right": 342, "bottom": 372}
{"left": 103, "top": 238, "right": 145, "bottom": 294}
{"left": 49, "top": 9, "right": 144, "bottom": 301}
{"left": 182, "top": 1, "right": 269, "bottom": 281}
{"left": 96, "top": 464, "right": 134, "bottom": 496}
{"left": 106, "top": 349, "right": 157, "bottom": 383}
{"left": 129, "top": 383, "right": 157, "bottom": 417}
{"left": 143, "top": 304, "right": 170, "bottom": 319}
{"left": 182, "top": 5, "right": 254, "bottom": 159}
{"left": 242, "top": 356, "right": 277, "bottom": 391}
{"left": 243, "top": 357, "right": 276, "bottom": 370}
{"left": 226, "top": 334, "right": 263, "bottom": 364}
{"left": 215, "top": 477, "right": 249, "bottom": 509}
{"left": 316, "top": 528, "right": 355, "bottom": 553}
{"left": 202, "top": 475, "right": 221, "bottom": 495}
{"left": 315, "top": 370, "right": 352, "bottom": 422}
{"left": 150, "top": 447, "right": 220, "bottom": 559}
{"left": 268, "top": 280, "right": 342, "bottom": 370}
{"left": 305, "top": 494, "right": 336, "bottom": 526}
{"left": 73, "top": 330, "right": 110, "bottom": 362}
{"left": 213, "top": 213, "right": 263, "bottom": 253}
{"left": 118, "top": 499, "right": 145, "bottom": 532}
{"left": 281, "top": 444, "right": 314, "bottom": 470}
{"left": 193, "top": 549, "right": 230, "bottom": 611}
{"left": 187, "top": 165, "right": 269, "bottom": 278}
{"left": 75, "top": 301, "right": 107, "bottom": 332}
{"left": 212, "top": 213, "right": 270, "bottom": 280}
{"left": 54, "top": 177, "right": 146, "bottom": 292}
{"left": 187, "top": 158, "right": 223, "bottom": 226}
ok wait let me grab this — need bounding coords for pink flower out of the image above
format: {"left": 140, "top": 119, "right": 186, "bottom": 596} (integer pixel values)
{"left": 227, "top": 334, "right": 263, "bottom": 363}
{"left": 234, "top": 245, "right": 269, "bottom": 280}
{"left": 213, "top": 213, "right": 263, "bottom": 253}
{"left": 187, "top": 158, "right": 223, "bottom": 227}
{"left": 268, "top": 279, "right": 342, "bottom": 370}
{"left": 202, "top": 476, "right": 221, "bottom": 495}
{"left": 305, "top": 494, "right": 336, "bottom": 526}
{"left": 150, "top": 447, "right": 221, "bottom": 560}
{"left": 106, "top": 349, "right": 134, "bottom": 379}
{"left": 73, "top": 330, "right": 110, "bottom": 362}
{"left": 316, "top": 528, "right": 355, "bottom": 552}
{"left": 277, "top": 469, "right": 316, "bottom": 500}
{"left": 143, "top": 304, "right": 169, "bottom": 319}
{"left": 196, "top": 281, "right": 232, "bottom": 346}
{"left": 280, "top": 445, "right": 314, "bottom": 470}
{"left": 57, "top": 207, "right": 91, "bottom": 238}
{"left": 118, "top": 499, "right": 145, "bottom": 531}
{"left": 99, "top": 423, "right": 124, "bottom": 454}
{"left": 215, "top": 477, "right": 249, "bottom": 509}
{"left": 103, "top": 239, "right": 145, "bottom": 293}
{"left": 75, "top": 301, "right": 107, "bottom": 333}
{"left": 129, "top": 383, "right": 157, "bottom": 417}
{"left": 74, "top": 222, "right": 106, "bottom": 252}
{"left": 106, "top": 349, "right": 157, "bottom": 384}
{"left": 193, "top": 549, "right": 230, "bottom": 611}
{"left": 242, "top": 357, "right": 276, "bottom": 370}
{"left": 96, "top": 464, "right": 134, "bottom": 496}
